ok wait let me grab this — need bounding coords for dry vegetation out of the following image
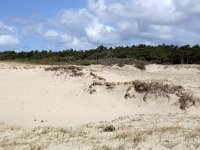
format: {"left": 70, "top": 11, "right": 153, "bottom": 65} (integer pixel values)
{"left": 130, "top": 80, "right": 199, "bottom": 109}
{"left": 132, "top": 80, "right": 183, "bottom": 95}
{"left": 87, "top": 74, "right": 199, "bottom": 110}
{"left": 1, "top": 114, "right": 200, "bottom": 150}
{"left": 178, "top": 93, "right": 197, "bottom": 110}
{"left": 44, "top": 65, "right": 84, "bottom": 77}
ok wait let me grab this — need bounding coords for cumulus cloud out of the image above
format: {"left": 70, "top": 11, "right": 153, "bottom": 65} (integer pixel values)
{"left": 44, "top": 30, "right": 73, "bottom": 44}
{"left": 44, "top": 29, "right": 94, "bottom": 50}
{"left": 6, "top": 0, "right": 200, "bottom": 50}
{"left": 0, "top": 35, "right": 19, "bottom": 46}
{"left": 43, "top": 7, "right": 123, "bottom": 49}
{"left": 0, "top": 21, "right": 19, "bottom": 46}
{"left": 85, "top": 0, "right": 200, "bottom": 45}
{"left": 85, "top": 20, "right": 121, "bottom": 43}
{"left": 43, "top": 0, "right": 200, "bottom": 49}
{"left": 44, "top": 30, "right": 59, "bottom": 39}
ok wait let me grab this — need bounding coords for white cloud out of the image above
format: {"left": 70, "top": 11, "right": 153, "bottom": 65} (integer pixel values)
{"left": 48, "top": 0, "right": 200, "bottom": 48}
{"left": 45, "top": 35, "right": 94, "bottom": 50}
{"left": 87, "top": 0, "right": 184, "bottom": 24}
{"left": 59, "top": 33, "right": 73, "bottom": 43}
{"left": 70, "top": 37, "right": 95, "bottom": 50}
{"left": 84, "top": 0, "right": 200, "bottom": 46}
{"left": 3, "top": 0, "right": 200, "bottom": 50}
{"left": 43, "top": 29, "right": 94, "bottom": 50}
{"left": 0, "top": 35, "right": 19, "bottom": 46}
{"left": 44, "top": 30, "right": 72, "bottom": 44}
{"left": 58, "top": 9, "right": 94, "bottom": 37}
{"left": 0, "top": 21, "right": 14, "bottom": 34}
{"left": 85, "top": 20, "right": 121, "bottom": 43}
{"left": 0, "top": 21, "right": 19, "bottom": 46}
{"left": 44, "top": 30, "right": 59, "bottom": 39}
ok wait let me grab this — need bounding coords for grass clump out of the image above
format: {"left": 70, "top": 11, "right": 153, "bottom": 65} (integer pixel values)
{"left": 103, "top": 125, "right": 116, "bottom": 132}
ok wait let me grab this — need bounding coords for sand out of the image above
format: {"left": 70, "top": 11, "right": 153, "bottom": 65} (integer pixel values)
{"left": 0, "top": 62, "right": 200, "bottom": 149}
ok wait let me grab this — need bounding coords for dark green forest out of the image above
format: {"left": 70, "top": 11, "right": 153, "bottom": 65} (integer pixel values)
{"left": 0, "top": 44, "right": 200, "bottom": 65}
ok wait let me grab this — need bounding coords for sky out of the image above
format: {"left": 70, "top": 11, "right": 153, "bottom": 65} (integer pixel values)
{"left": 0, "top": 0, "right": 200, "bottom": 51}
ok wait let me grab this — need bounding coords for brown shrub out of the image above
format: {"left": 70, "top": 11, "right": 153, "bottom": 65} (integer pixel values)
{"left": 90, "top": 72, "right": 98, "bottom": 78}
{"left": 124, "top": 86, "right": 135, "bottom": 99}
{"left": 45, "top": 65, "right": 83, "bottom": 77}
{"left": 131, "top": 80, "right": 199, "bottom": 109}
{"left": 88, "top": 84, "right": 97, "bottom": 94}
{"left": 105, "top": 82, "right": 116, "bottom": 89}
{"left": 179, "top": 93, "right": 196, "bottom": 110}
{"left": 132, "top": 80, "right": 183, "bottom": 95}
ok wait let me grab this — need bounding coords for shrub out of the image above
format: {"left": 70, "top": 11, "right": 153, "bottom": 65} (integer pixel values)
{"left": 44, "top": 65, "right": 83, "bottom": 77}
{"left": 132, "top": 80, "right": 183, "bottom": 94}
{"left": 103, "top": 125, "right": 116, "bottom": 132}
{"left": 179, "top": 93, "right": 196, "bottom": 110}
{"left": 134, "top": 61, "right": 146, "bottom": 70}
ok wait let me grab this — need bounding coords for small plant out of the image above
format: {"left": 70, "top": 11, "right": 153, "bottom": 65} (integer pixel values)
{"left": 134, "top": 61, "right": 146, "bottom": 70}
{"left": 179, "top": 93, "right": 196, "bottom": 110}
{"left": 100, "top": 145, "right": 112, "bottom": 150}
{"left": 103, "top": 125, "right": 116, "bottom": 132}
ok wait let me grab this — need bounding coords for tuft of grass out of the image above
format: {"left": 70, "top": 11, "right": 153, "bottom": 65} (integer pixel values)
{"left": 99, "top": 145, "right": 112, "bottom": 150}
{"left": 103, "top": 125, "right": 116, "bottom": 132}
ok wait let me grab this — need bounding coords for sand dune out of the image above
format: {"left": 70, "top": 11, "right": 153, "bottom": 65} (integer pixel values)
{"left": 0, "top": 62, "right": 200, "bottom": 149}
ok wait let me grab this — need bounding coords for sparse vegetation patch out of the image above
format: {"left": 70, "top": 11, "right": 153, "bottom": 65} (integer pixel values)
{"left": 132, "top": 80, "right": 183, "bottom": 95}
{"left": 44, "top": 65, "right": 84, "bottom": 77}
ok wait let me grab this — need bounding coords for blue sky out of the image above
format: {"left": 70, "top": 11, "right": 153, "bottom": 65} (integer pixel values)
{"left": 0, "top": 0, "right": 85, "bottom": 17}
{"left": 0, "top": 0, "right": 200, "bottom": 51}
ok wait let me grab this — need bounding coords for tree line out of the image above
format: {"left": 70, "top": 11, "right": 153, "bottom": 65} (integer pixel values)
{"left": 0, "top": 44, "right": 200, "bottom": 65}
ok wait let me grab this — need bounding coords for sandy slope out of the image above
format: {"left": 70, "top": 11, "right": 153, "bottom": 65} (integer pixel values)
{"left": 0, "top": 62, "right": 200, "bottom": 149}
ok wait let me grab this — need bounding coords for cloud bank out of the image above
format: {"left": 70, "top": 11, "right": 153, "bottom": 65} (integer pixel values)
{"left": 1, "top": 0, "right": 200, "bottom": 50}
